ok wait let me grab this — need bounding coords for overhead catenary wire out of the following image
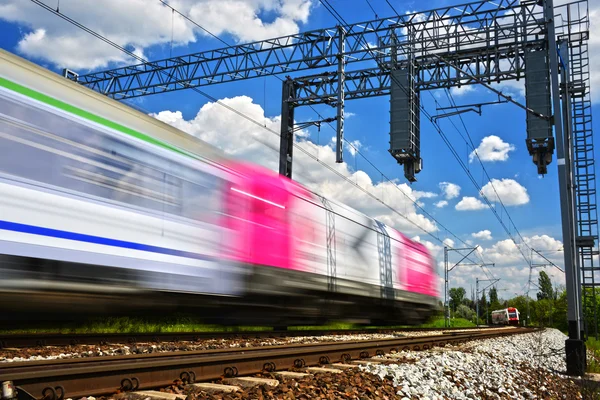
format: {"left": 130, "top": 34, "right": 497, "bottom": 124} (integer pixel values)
{"left": 30, "top": 0, "right": 454, "bottom": 250}
{"left": 430, "top": 88, "right": 534, "bottom": 267}
{"left": 147, "top": 0, "right": 476, "bottom": 253}
{"left": 364, "top": 0, "right": 378, "bottom": 18}
{"left": 385, "top": 0, "right": 400, "bottom": 16}
{"left": 320, "top": 0, "right": 532, "bottom": 273}
{"left": 317, "top": 0, "right": 495, "bottom": 272}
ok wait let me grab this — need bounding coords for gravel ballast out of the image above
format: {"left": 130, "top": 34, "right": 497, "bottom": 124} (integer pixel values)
{"left": 0, "top": 328, "right": 515, "bottom": 362}
{"left": 361, "top": 328, "right": 580, "bottom": 399}
{"left": 70, "top": 328, "right": 582, "bottom": 400}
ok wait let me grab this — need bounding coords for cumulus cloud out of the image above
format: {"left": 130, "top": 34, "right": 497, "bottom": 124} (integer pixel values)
{"left": 450, "top": 85, "right": 476, "bottom": 96}
{"left": 443, "top": 238, "right": 455, "bottom": 248}
{"left": 152, "top": 95, "right": 439, "bottom": 236}
{"left": 471, "top": 230, "right": 492, "bottom": 240}
{"left": 480, "top": 178, "right": 529, "bottom": 206}
{"left": 412, "top": 236, "right": 443, "bottom": 258}
{"left": 1, "top": 0, "right": 313, "bottom": 69}
{"left": 484, "top": 235, "right": 563, "bottom": 269}
{"left": 434, "top": 200, "right": 448, "bottom": 208}
{"left": 455, "top": 196, "right": 487, "bottom": 211}
{"left": 469, "top": 135, "right": 516, "bottom": 163}
{"left": 439, "top": 182, "right": 460, "bottom": 200}
{"left": 414, "top": 191, "right": 438, "bottom": 200}
{"left": 447, "top": 234, "right": 566, "bottom": 298}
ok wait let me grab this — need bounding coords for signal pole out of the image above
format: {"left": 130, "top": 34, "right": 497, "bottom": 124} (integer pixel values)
{"left": 444, "top": 246, "right": 479, "bottom": 327}
{"left": 476, "top": 278, "right": 500, "bottom": 327}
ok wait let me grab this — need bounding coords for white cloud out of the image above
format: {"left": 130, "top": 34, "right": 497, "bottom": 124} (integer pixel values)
{"left": 329, "top": 137, "right": 363, "bottom": 157}
{"left": 588, "top": 6, "right": 600, "bottom": 103}
{"left": 152, "top": 95, "right": 439, "bottom": 236}
{"left": 347, "top": 139, "right": 362, "bottom": 157}
{"left": 1, "top": 0, "right": 313, "bottom": 69}
{"left": 480, "top": 178, "right": 529, "bottom": 206}
{"left": 484, "top": 235, "right": 563, "bottom": 270}
{"left": 439, "top": 182, "right": 460, "bottom": 200}
{"left": 434, "top": 200, "right": 448, "bottom": 208}
{"left": 450, "top": 85, "right": 475, "bottom": 96}
{"left": 414, "top": 191, "right": 438, "bottom": 200}
{"left": 446, "top": 234, "right": 566, "bottom": 298}
{"left": 455, "top": 196, "right": 487, "bottom": 211}
{"left": 472, "top": 230, "right": 492, "bottom": 241}
{"left": 469, "top": 135, "right": 515, "bottom": 163}
{"left": 443, "top": 238, "right": 455, "bottom": 248}
{"left": 412, "top": 236, "right": 443, "bottom": 258}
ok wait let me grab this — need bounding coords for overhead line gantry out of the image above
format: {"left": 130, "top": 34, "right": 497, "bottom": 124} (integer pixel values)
{"left": 65, "top": 0, "right": 595, "bottom": 376}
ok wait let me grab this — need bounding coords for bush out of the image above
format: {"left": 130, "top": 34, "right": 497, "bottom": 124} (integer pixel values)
{"left": 456, "top": 304, "right": 475, "bottom": 321}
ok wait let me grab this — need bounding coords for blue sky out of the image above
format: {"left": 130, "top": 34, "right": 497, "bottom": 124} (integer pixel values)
{"left": 2, "top": 0, "right": 597, "bottom": 298}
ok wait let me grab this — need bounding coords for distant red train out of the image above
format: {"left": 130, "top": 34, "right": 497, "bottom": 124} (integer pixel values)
{"left": 491, "top": 307, "right": 520, "bottom": 326}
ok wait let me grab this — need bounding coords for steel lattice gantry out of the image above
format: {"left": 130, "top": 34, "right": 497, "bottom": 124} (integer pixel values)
{"left": 69, "top": 0, "right": 595, "bottom": 375}
{"left": 70, "top": 0, "right": 555, "bottom": 181}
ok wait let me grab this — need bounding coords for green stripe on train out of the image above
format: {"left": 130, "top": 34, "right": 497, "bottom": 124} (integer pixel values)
{"left": 0, "top": 77, "right": 197, "bottom": 160}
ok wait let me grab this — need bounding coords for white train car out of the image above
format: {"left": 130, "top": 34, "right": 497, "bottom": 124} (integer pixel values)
{"left": 0, "top": 49, "right": 247, "bottom": 315}
{"left": 0, "top": 49, "right": 438, "bottom": 325}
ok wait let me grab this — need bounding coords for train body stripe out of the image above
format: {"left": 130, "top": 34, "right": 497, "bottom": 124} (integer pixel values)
{"left": 0, "top": 219, "right": 216, "bottom": 262}
{"left": 0, "top": 77, "right": 196, "bottom": 160}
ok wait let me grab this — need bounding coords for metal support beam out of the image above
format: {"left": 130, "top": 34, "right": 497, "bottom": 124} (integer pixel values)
{"left": 72, "top": 0, "right": 547, "bottom": 99}
{"left": 279, "top": 78, "right": 296, "bottom": 178}
{"left": 476, "top": 278, "right": 500, "bottom": 327}
{"left": 336, "top": 26, "right": 346, "bottom": 164}
{"left": 444, "top": 246, "right": 480, "bottom": 328}
{"left": 544, "top": 0, "right": 585, "bottom": 376}
{"left": 444, "top": 246, "right": 449, "bottom": 327}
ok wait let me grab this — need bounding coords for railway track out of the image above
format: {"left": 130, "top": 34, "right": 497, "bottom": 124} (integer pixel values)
{"left": 1, "top": 327, "right": 535, "bottom": 400}
{"left": 0, "top": 326, "right": 500, "bottom": 349}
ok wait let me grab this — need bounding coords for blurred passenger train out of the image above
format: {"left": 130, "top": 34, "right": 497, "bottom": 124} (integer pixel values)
{"left": 0, "top": 49, "right": 438, "bottom": 325}
{"left": 491, "top": 308, "right": 520, "bottom": 326}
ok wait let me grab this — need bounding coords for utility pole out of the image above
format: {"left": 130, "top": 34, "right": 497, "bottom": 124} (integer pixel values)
{"left": 527, "top": 248, "right": 565, "bottom": 327}
{"left": 544, "top": 0, "right": 585, "bottom": 375}
{"left": 444, "top": 246, "right": 479, "bottom": 327}
{"left": 476, "top": 278, "right": 500, "bottom": 327}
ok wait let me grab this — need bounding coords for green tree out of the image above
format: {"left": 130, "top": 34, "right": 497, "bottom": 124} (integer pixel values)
{"left": 535, "top": 299, "right": 554, "bottom": 326}
{"left": 456, "top": 304, "right": 475, "bottom": 321}
{"left": 552, "top": 289, "right": 568, "bottom": 332}
{"left": 489, "top": 287, "right": 499, "bottom": 304}
{"left": 489, "top": 286, "right": 503, "bottom": 313}
{"left": 537, "top": 271, "right": 554, "bottom": 300}
{"left": 449, "top": 287, "right": 466, "bottom": 312}
{"left": 478, "top": 292, "right": 488, "bottom": 324}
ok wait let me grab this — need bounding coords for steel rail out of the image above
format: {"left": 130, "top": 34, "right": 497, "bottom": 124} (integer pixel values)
{"left": 1, "top": 328, "right": 535, "bottom": 399}
{"left": 0, "top": 326, "right": 501, "bottom": 349}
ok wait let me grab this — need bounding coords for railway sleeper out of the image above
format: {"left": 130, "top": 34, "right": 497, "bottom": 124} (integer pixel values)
{"left": 2, "top": 328, "right": 535, "bottom": 400}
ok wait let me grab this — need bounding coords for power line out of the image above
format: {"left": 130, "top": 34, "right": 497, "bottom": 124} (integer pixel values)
{"left": 30, "top": 0, "right": 451, "bottom": 249}
{"left": 364, "top": 0, "right": 378, "bottom": 18}
{"left": 438, "top": 88, "right": 534, "bottom": 264}
{"left": 385, "top": 0, "right": 399, "bottom": 16}
{"left": 156, "top": 0, "right": 230, "bottom": 48}
{"left": 137, "top": 0, "right": 492, "bottom": 257}
{"left": 328, "top": 0, "right": 533, "bottom": 274}
{"left": 317, "top": 0, "right": 493, "bottom": 269}
{"left": 149, "top": 0, "right": 471, "bottom": 251}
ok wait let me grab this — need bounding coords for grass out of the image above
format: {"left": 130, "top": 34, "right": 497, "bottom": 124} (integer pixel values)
{"left": 0, "top": 315, "right": 476, "bottom": 335}
{"left": 0, "top": 315, "right": 271, "bottom": 335}
{"left": 586, "top": 337, "right": 600, "bottom": 373}
{"left": 418, "top": 317, "right": 476, "bottom": 329}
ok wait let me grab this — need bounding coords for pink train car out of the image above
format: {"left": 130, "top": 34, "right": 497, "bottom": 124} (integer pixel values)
{"left": 0, "top": 50, "right": 438, "bottom": 325}
{"left": 221, "top": 162, "right": 439, "bottom": 324}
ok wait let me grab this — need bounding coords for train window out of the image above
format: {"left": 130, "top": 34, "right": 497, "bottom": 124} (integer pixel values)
{"left": 0, "top": 92, "right": 221, "bottom": 224}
